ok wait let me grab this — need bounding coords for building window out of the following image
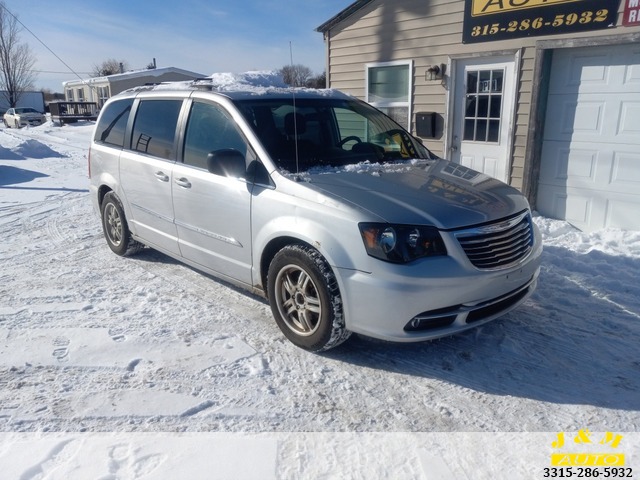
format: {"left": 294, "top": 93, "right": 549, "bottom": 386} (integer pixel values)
{"left": 76, "top": 88, "right": 85, "bottom": 102}
{"left": 366, "top": 61, "right": 412, "bottom": 130}
{"left": 66, "top": 89, "right": 74, "bottom": 101}
{"left": 97, "top": 86, "right": 110, "bottom": 107}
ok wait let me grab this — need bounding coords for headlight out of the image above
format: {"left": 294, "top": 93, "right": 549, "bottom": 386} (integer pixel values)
{"left": 359, "top": 223, "right": 447, "bottom": 263}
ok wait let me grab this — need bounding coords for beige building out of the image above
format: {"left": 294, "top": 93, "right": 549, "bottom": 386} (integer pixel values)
{"left": 317, "top": 0, "right": 640, "bottom": 231}
{"left": 63, "top": 67, "right": 204, "bottom": 108}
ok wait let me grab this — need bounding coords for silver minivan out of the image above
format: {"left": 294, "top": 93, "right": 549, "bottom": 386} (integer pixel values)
{"left": 89, "top": 82, "right": 542, "bottom": 351}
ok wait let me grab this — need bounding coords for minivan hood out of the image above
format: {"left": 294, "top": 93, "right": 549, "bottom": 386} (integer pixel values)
{"left": 297, "top": 159, "right": 530, "bottom": 230}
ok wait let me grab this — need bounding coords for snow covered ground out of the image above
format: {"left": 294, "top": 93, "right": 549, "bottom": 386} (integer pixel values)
{"left": 1, "top": 119, "right": 639, "bottom": 478}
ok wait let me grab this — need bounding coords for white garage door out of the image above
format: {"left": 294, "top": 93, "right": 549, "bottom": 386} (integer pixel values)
{"left": 536, "top": 44, "right": 640, "bottom": 232}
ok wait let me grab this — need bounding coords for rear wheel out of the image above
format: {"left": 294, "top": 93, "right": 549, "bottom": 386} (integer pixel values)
{"left": 267, "top": 244, "right": 351, "bottom": 352}
{"left": 101, "top": 192, "right": 143, "bottom": 256}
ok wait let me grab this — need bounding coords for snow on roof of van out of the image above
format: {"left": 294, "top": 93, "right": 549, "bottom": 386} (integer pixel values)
{"left": 132, "top": 71, "right": 346, "bottom": 98}
{"left": 207, "top": 71, "right": 288, "bottom": 90}
{"left": 144, "top": 70, "right": 286, "bottom": 93}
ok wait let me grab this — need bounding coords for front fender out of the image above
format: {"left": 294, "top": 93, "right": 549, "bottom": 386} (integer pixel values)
{"left": 252, "top": 211, "right": 368, "bottom": 291}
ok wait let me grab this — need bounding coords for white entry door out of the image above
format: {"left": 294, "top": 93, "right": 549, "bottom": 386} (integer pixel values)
{"left": 450, "top": 56, "right": 517, "bottom": 183}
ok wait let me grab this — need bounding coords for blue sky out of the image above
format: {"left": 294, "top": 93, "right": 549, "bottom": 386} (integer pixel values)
{"left": 6, "top": 0, "right": 353, "bottom": 92}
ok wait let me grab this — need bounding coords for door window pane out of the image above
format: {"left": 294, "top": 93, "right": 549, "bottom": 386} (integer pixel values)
{"left": 488, "top": 119, "right": 500, "bottom": 142}
{"left": 490, "top": 96, "right": 502, "bottom": 118}
{"left": 477, "top": 96, "right": 489, "bottom": 117}
{"left": 476, "top": 119, "right": 488, "bottom": 142}
{"left": 183, "top": 101, "right": 249, "bottom": 170}
{"left": 463, "top": 68, "right": 503, "bottom": 143}
{"left": 467, "top": 71, "right": 478, "bottom": 94}
{"left": 463, "top": 119, "right": 475, "bottom": 141}
{"left": 131, "top": 100, "right": 182, "bottom": 160}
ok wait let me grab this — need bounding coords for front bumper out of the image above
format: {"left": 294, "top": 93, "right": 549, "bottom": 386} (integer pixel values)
{"left": 336, "top": 226, "right": 543, "bottom": 343}
{"left": 19, "top": 117, "right": 46, "bottom": 127}
{"left": 22, "top": 121, "right": 44, "bottom": 127}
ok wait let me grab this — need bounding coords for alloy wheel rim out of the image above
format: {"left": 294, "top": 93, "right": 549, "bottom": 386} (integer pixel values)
{"left": 105, "top": 204, "right": 123, "bottom": 246}
{"left": 275, "top": 264, "right": 322, "bottom": 336}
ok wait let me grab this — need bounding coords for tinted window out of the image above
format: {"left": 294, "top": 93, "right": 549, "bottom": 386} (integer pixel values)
{"left": 183, "top": 101, "right": 250, "bottom": 170}
{"left": 131, "top": 100, "right": 182, "bottom": 160}
{"left": 94, "top": 98, "right": 133, "bottom": 147}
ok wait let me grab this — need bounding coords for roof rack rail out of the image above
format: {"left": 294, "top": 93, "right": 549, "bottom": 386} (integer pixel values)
{"left": 192, "top": 78, "right": 215, "bottom": 91}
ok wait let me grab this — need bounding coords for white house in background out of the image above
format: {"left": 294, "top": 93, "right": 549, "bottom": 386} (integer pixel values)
{"left": 62, "top": 67, "right": 205, "bottom": 108}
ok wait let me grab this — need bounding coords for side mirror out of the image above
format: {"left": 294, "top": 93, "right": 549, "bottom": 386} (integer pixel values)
{"left": 207, "top": 149, "right": 246, "bottom": 178}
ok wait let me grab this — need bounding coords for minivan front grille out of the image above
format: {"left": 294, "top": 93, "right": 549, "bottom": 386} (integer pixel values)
{"left": 454, "top": 211, "right": 534, "bottom": 270}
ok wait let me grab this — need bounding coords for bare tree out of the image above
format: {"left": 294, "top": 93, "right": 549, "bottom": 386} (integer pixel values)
{"left": 279, "top": 64, "right": 313, "bottom": 87}
{"left": 307, "top": 71, "right": 327, "bottom": 89}
{"left": 0, "top": 2, "right": 37, "bottom": 108}
{"left": 92, "top": 58, "right": 129, "bottom": 77}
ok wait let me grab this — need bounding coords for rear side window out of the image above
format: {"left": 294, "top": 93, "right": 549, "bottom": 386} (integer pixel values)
{"left": 131, "top": 99, "right": 182, "bottom": 160}
{"left": 94, "top": 98, "right": 133, "bottom": 147}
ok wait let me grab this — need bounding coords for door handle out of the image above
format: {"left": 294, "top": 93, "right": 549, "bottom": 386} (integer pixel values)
{"left": 154, "top": 171, "right": 170, "bottom": 182}
{"left": 175, "top": 177, "right": 192, "bottom": 189}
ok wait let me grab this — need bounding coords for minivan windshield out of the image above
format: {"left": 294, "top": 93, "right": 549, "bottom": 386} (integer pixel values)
{"left": 235, "top": 97, "right": 432, "bottom": 173}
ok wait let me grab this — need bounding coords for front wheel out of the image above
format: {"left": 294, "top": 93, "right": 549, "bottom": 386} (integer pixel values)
{"left": 267, "top": 245, "right": 351, "bottom": 352}
{"left": 100, "top": 192, "right": 144, "bottom": 256}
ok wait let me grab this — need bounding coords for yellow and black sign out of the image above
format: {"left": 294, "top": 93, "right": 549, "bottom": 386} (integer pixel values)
{"left": 463, "top": 0, "right": 620, "bottom": 43}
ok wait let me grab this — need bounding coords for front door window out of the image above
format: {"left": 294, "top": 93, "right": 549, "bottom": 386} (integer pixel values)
{"left": 463, "top": 69, "right": 504, "bottom": 143}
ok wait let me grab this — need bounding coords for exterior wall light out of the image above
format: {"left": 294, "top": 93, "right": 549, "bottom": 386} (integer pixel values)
{"left": 425, "top": 64, "right": 445, "bottom": 81}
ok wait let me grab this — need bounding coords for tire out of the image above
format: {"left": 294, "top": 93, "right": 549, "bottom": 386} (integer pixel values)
{"left": 267, "top": 244, "right": 351, "bottom": 352}
{"left": 100, "top": 192, "right": 144, "bottom": 256}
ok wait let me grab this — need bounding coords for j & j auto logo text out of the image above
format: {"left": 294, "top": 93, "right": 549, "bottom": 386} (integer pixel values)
{"left": 551, "top": 430, "right": 624, "bottom": 466}
{"left": 544, "top": 430, "right": 633, "bottom": 478}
